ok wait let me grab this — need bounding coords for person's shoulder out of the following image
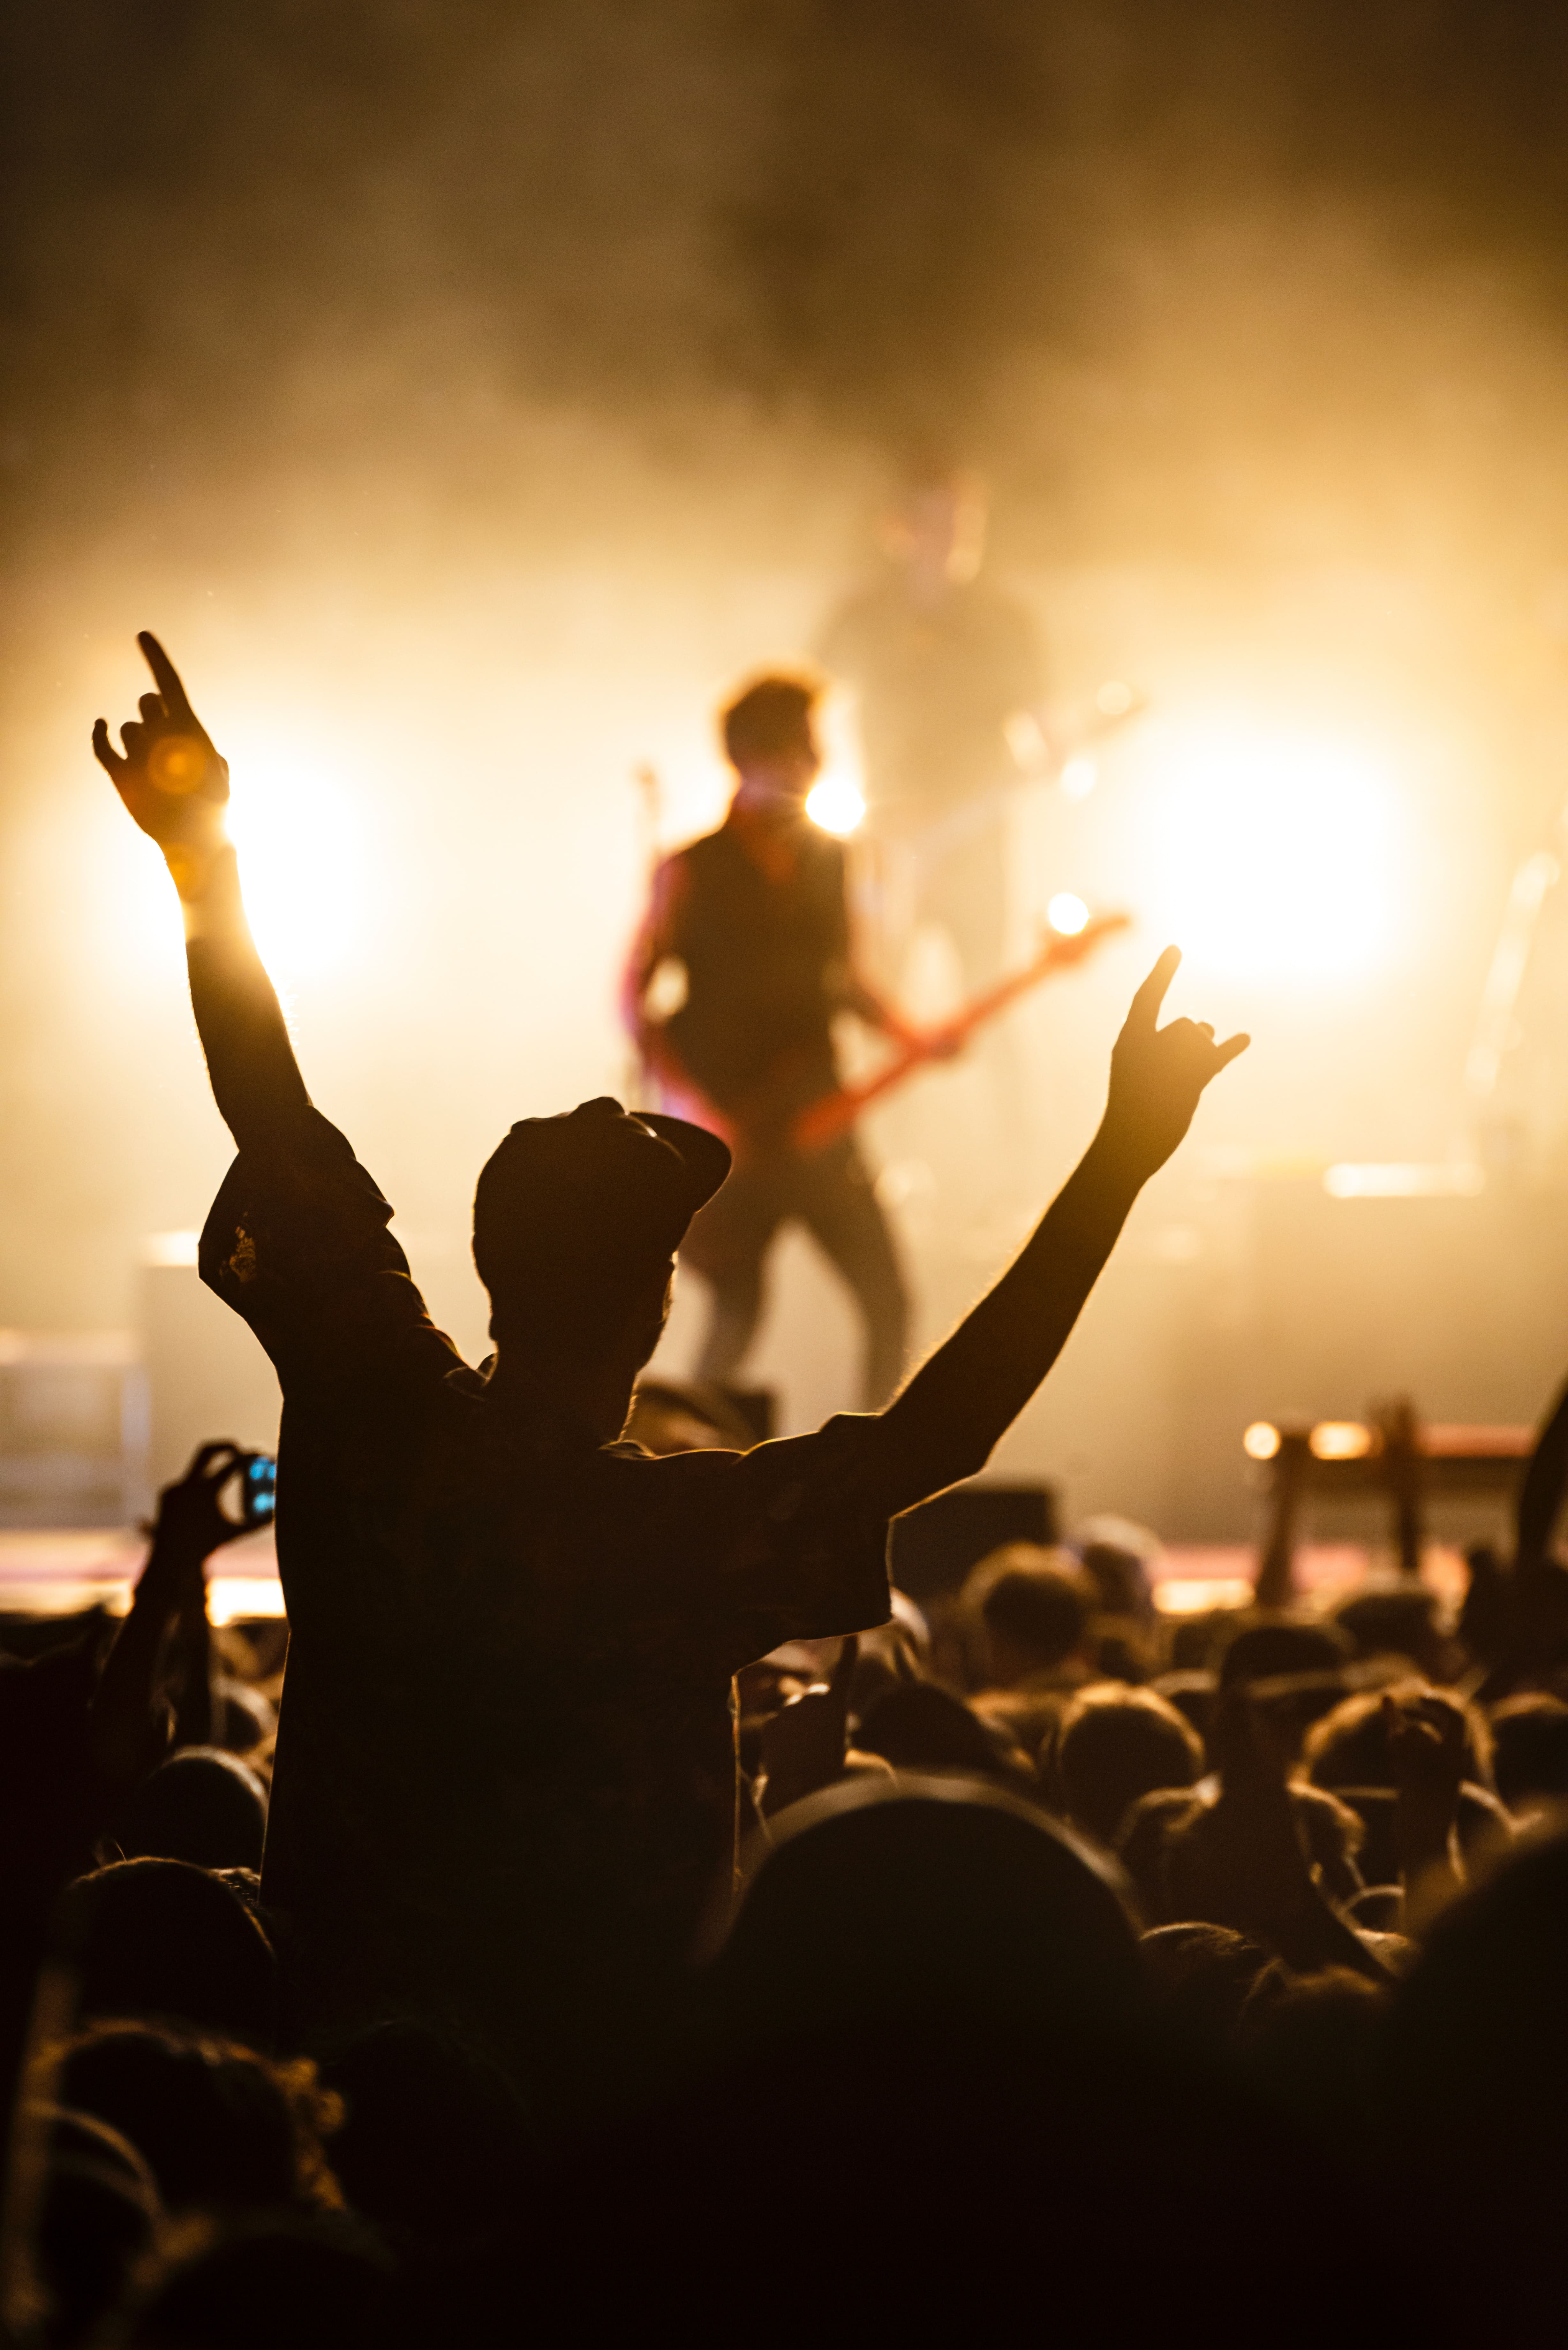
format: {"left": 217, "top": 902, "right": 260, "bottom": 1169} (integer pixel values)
{"left": 675, "top": 825, "right": 737, "bottom": 877}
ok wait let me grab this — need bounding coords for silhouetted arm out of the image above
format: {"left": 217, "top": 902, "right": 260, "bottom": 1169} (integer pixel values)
{"left": 93, "top": 633, "right": 309, "bottom": 1151}
{"left": 879, "top": 948, "right": 1248, "bottom": 1506}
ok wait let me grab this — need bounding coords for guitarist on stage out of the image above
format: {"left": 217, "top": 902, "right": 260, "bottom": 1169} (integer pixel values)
{"left": 623, "top": 673, "right": 921, "bottom": 1409}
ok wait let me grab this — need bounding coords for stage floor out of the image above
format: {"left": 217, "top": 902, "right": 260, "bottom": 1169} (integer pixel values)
{"left": 0, "top": 1528, "right": 1468, "bottom": 1624}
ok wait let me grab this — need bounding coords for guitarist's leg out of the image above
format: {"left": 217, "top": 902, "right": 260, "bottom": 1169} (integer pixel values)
{"left": 795, "top": 1139, "right": 910, "bottom": 1410}
{"left": 679, "top": 1158, "right": 785, "bottom": 1389}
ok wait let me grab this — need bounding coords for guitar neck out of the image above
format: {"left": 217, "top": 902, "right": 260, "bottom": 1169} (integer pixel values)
{"left": 790, "top": 913, "right": 1130, "bottom": 1152}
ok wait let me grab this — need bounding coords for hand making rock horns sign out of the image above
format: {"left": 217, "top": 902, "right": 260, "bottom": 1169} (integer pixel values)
{"left": 1101, "top": 944, "right": 1250, "bottom": 1181}
{"left": 93, "top": 631, "right": 230, "bottom": 893}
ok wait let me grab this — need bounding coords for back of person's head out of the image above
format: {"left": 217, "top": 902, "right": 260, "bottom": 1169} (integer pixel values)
{"left": 1488, "top": 1693, "right": 1568, "bottom": 1815}
{"left": 472, "top": 1097, "right": 728, "bottom": 1358}
{"left": 24, "top": 2104, "right": 160, "bottom": 2348}
{"left": 720, "top": 673, "right": 820, "bottom": 771}
{"left": 854, "top": 1681, "right": 1021, "bottom": 1778}
{"left": 1053, "top": 1682, "right": 1203, "bottom": 1848}
{"left": 59, "top": 1859, "right": 277, "bottom": 2049}
{"left": 1303, "top": 1681, "right": 1492, "bottom": 1794}
{"left": 714, "top": 1774, "right": 1142, "bottom": 2046}
{"left": 117, "top": 1750, "right": 267, "bottom": 1873}
{"left": 1238, "top": 1963, "right": 1388, "bottom": 2150}
{"left": 109, "top": 2214, "right": 395, "bottom": 2350}
{"left": 1217, "top": 1613, "right": 1353, "bottom": 1690}
{"left": 969, "top": 1547, "right": 1092, "bottom": 1685}
{"left": 318, "top": 2021, "right": 537, "bottom": 2249}
{"left": 1076, "top": 1516, "right": 1162, "bottom": 1620}
{"left": 56, "top": 2021, "right": 341, "bottom": 2217}
{"left": 1139, "top": 1922, "right": 1272, "bottom": 2049}
{"left": 1332, "top": 1586, "right": 1447, "bottom": 1675}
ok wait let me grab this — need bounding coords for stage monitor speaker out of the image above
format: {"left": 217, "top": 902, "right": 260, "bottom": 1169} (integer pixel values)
{"left": 890, "top": 1482, "right": 1058, "bottom": 1602}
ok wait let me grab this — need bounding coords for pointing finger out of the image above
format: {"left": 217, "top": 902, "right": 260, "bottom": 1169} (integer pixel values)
{"left": 1128, "top": 944, "right": 1181, "bottom": 1030}
{"left": 137, "top": 632, "right": 194, "bottom": 720}
{"left": 1214, "top": 1032, "right": 1250, "bottom": 1070}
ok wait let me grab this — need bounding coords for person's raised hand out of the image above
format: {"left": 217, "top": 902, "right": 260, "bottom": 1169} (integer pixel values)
{"left": 148, "top": 1441, "right": 257, "bottom": 1567}
{"left": 92, "top": 633, "right": 229, "bottom": 884}
{"left": 1099, "top": 946, "right": 1248, "bottom": 1180}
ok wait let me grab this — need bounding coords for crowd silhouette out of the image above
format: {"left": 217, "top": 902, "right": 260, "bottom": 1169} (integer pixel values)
{"left": 0, "top": 633, "right": 1562, "bottom": 2341}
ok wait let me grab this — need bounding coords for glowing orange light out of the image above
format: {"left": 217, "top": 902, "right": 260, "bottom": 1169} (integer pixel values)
{"left": 148, "top": 735, "right": 210, "bottom": 795}
{"left": 1243, "top": 1420, "right": 1281, "bottom": 1461}
{"left": 1047, "top": 892, "right": 1089, "bottom": 935}
{"left": 1309, "top": 1420, "right": 1371, "bottom": 1461}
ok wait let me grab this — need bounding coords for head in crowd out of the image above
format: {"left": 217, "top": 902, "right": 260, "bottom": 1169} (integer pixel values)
{"left": 854, "top": 1681, "right": 1024, "bottom": 1781}
{"left": 55, "top": 2022, "right": 341, "bottom": 2219}
{"left": 1303, "top": 1682, "right": 1493, "bottom": 1795}
{"left": 59, "top": 1859, "right": 278, "bottom": 2050}
{"left": 1052, "top": 1682, "right": 1204, "bottom": 1848}
{"left": 1488, "top": 1692, "right": 1568, "bottom": 1815}
{"left": 472, "top": 1097, "right": 730, "bottom": 1430}
{"left": 715, "top": 1774, "right": 1142, "bottom": 2047}
{"left": 1331, "top": 1586, "right": 1451, "bottom": 1679}
{"left": 25, "top": 2103, "right": 160, "bottom": 2347}
{"left": 117, "top": 1750, "right": 268, "bottom": 1875}
{"left": 969, "top": 1546, "right": 1094, "bottom": 1688}
{"left": 1237, "top": 1963, "right": 1388, "bottom": 2150}
{"left": 1076, "top": 1515, "right": 1163, "bottom": 1622}
{"left": 1139, "top": 1922, "right": 1273, "bottom": 2051}
{"left": 720, "top": 672, "right": 822, "bottom": 798}
{"left": 1217, "top": 1614, "right": 1353, "bottom": 1690}
{"left": 317, "top": 2021, "right": 538, "bottom": 2253}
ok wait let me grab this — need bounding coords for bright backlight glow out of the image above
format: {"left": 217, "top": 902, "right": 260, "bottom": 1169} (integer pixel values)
{"left": 1047, "top": 892, "right": 1089, "bottom": 935}
{"left": 1147, "top": 720, "right": 1397, "bottom": 982}
{"left": 806, "top": 774, "right": 866, "bottom": 837}
{"left": 222, "top": 728, "right": 364, "bottom": 983}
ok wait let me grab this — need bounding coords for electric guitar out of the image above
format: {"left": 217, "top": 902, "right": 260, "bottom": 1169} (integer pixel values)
{"left": 641, "top": 911, "right": 1130, "bottom": 1162}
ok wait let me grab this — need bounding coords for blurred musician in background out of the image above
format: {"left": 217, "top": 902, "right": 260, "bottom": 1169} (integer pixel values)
{"left": 623, "top": 674, "right": 912, "bottom": 1408}
{"left": 816, "top": 458, "right": 1047, "bottom": 986}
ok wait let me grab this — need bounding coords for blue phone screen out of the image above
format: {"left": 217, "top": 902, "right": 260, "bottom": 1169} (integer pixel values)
{"left": 244, "top": 1454, "right": 277, "bottom": 1522}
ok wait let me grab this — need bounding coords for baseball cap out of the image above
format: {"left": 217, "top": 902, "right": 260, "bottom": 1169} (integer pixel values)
{"left": 473, "top": 1096, "right": 731, "bottom": 1316}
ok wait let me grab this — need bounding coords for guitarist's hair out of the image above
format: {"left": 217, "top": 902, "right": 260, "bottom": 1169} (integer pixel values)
{"left": 721, "top": 672, "right": 821, "bottom": 770}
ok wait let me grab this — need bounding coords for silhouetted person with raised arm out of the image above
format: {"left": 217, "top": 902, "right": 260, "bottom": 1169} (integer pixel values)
{"left": 94, "top": 633, "right": 1245, "bottom": 2122}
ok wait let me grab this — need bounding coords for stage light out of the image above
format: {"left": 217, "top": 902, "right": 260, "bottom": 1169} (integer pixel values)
{"left": 805, "top": 773, "right": 866, "bottom": 837}
{"left": 1058, "top": 755, "right": 1097, "bottom": 801}
{"left": 1047, "top": 891, "right": 1089, "bottom": 935}
{"left": 1243, "top": 1420, "right": 1281, "bottom": 1460}
{"left": 1143, "top": 718, "right": 1398, "bottom": 983}
{"left": 1310, "top": 1420, "right": 1372, "bottom": 1461}
{"left": 1323, "top": 1161, "right": 1483, "bottom": 1199}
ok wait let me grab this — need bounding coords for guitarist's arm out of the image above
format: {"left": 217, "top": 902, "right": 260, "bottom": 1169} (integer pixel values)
{"left": 621, "top": 854, "right": 687, "bottom": 1050}
{"left": 877, "top": 948, "right": 1248, "bottom": 1508}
